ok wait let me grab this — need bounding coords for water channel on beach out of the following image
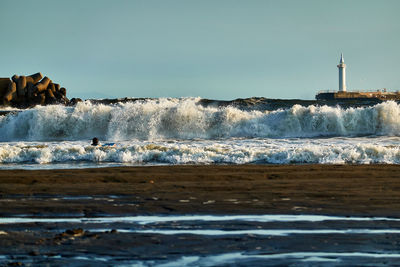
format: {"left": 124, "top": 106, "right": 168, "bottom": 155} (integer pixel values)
{"left": 1, "top": 214, "right": 400, "bottom": 266}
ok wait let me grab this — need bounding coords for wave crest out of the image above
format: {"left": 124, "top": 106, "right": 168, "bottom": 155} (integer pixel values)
{"left": 1, "top": 99, "right": 400, "bottom": 141}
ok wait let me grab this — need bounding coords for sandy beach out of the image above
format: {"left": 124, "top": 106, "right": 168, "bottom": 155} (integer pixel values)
{"left": 2, "top": 165, "right": 400, "bottom": 265}
{"left": 1, "top": 164, "right": 400, "bottom": 217}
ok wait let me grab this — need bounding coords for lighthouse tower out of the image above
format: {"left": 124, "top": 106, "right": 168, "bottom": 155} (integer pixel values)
{"left": 337, "top": 53, "right": 346, "bottom": 92}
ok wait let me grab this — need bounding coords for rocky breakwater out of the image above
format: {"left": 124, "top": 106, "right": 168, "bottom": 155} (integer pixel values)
{"left": 0, "top": 73, "right": 69, "bottom": 108}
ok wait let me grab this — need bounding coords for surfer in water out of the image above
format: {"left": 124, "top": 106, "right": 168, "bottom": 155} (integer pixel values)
{"left": 91, "top": 137, "right": 116, "bottom": 147}
{"left": 91, "top": 137, "right": 99, "bottom": 146}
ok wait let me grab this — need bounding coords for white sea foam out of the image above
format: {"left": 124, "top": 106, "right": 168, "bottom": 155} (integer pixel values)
{"left": 1, "top": 99, "right": 400, "bottom": 166}
{"left": 1, "top": 99, "right": 400, "bottom": 141}
{"left": 0, "top": 137, "right": 400, "bottom": 165}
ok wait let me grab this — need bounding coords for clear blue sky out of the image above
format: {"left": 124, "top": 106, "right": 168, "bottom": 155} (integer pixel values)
{"left": 1, "top": 0, "right": 399, "bottom": 100}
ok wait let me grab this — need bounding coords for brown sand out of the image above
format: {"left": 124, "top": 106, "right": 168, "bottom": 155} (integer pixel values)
{"left": 1, "top": 164, "right": 400, "bottom": 217}
{"left": 1, "top": 164, "right": 400, "bottom": 265}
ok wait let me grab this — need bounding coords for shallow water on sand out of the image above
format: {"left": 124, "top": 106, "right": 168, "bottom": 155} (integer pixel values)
{"left": 2, "top": 214, "right": 400, "bottom": 266}
{"left": 1, "top": 214, "right": 400, "bottom": 224}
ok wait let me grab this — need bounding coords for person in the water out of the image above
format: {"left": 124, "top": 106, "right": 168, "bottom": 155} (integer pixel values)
{"left": 91, "top": 137, "right": 116, "bottom": 147}
{"left": 91, "top": 137, "right": 99, "bottom": 146}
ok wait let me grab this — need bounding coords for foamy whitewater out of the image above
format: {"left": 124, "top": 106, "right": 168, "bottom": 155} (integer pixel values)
{"left": 1, "top": 98, "right": 400, "bottom": 168}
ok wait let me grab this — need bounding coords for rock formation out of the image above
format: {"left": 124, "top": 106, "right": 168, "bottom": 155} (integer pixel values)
{"left": 0, "top": 73, "right": 69, "bottom": 107}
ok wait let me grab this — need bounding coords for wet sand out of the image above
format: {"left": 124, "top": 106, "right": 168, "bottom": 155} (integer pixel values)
{"left": 2, "top": 164, "right": 400, "bottom": 265}
{"left": 1, "top": 164, "right": 400, "bottom": 217}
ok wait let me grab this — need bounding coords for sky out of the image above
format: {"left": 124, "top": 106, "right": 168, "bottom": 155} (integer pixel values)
{"left": 0, "top": 0, "right": 399, "bottom": 100}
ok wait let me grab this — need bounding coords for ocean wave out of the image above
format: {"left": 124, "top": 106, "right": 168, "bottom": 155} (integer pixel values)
{"left": 1, "top": 139, "right": 400, "bottom": 165}
{"left": 1, "top": 99, "right": 400, "bottom": 141}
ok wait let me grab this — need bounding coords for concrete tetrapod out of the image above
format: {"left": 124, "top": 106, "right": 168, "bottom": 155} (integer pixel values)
{"left": 0, "top": 78, "right": 10, "bottom": 97}
{"left": 11, "top": 75, "right": 19, "bottom": 83}
{"left": 35, "top": 77, "right": 51, "bottom": 93}
{"left": 16, "top": 76, "right": 27, "bottom": 97}
{"left": 46, "top": 89, "right": 57, "bottom": 104}
{"left": 53, "top": 83, "right": 60, "bottom": 91}
{"left": 47, "top": 83, "right": 56, "bottom": 93}
{"left": 4, "top": 81, "right": 17, "bottom": 103}
{"left": 27, "top": 72, "right": 43, "bottom": 84}
{"left": 0, "top": 72, "right": 68, "bottom": 107}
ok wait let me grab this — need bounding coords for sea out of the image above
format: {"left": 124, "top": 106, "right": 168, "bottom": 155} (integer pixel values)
{"left": 1, "top": 97, "right": 400, "bottom": 169}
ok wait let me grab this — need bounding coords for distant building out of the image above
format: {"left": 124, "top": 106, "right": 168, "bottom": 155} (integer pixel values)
{"left": 315, "top": 54, "right": 400, "bottom": 100}
{"left": 337, "top": 53, "right": 346, "bottom": 92}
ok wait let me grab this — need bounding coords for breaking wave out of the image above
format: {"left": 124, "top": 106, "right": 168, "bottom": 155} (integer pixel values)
{"left": 1, "top": 98, "right": 400, "bottom": 142}
{"left": 1, "top": 138, "right": 400, "bottom": 165}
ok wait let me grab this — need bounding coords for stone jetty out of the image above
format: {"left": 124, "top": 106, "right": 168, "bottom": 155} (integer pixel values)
{"left": 0, "top": 73, "right": 69, "bottom": 107}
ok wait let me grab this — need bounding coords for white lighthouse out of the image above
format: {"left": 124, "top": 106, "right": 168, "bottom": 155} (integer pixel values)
{"left": 337, "top": 53, "right": 346, "bottom": 92}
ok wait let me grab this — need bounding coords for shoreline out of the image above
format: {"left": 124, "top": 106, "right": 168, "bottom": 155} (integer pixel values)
{"left": 1, "top": 164, "right": 400, "bottom": 217}
{"left": 2, "top": 164, "right": 400, "bottom": 266}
